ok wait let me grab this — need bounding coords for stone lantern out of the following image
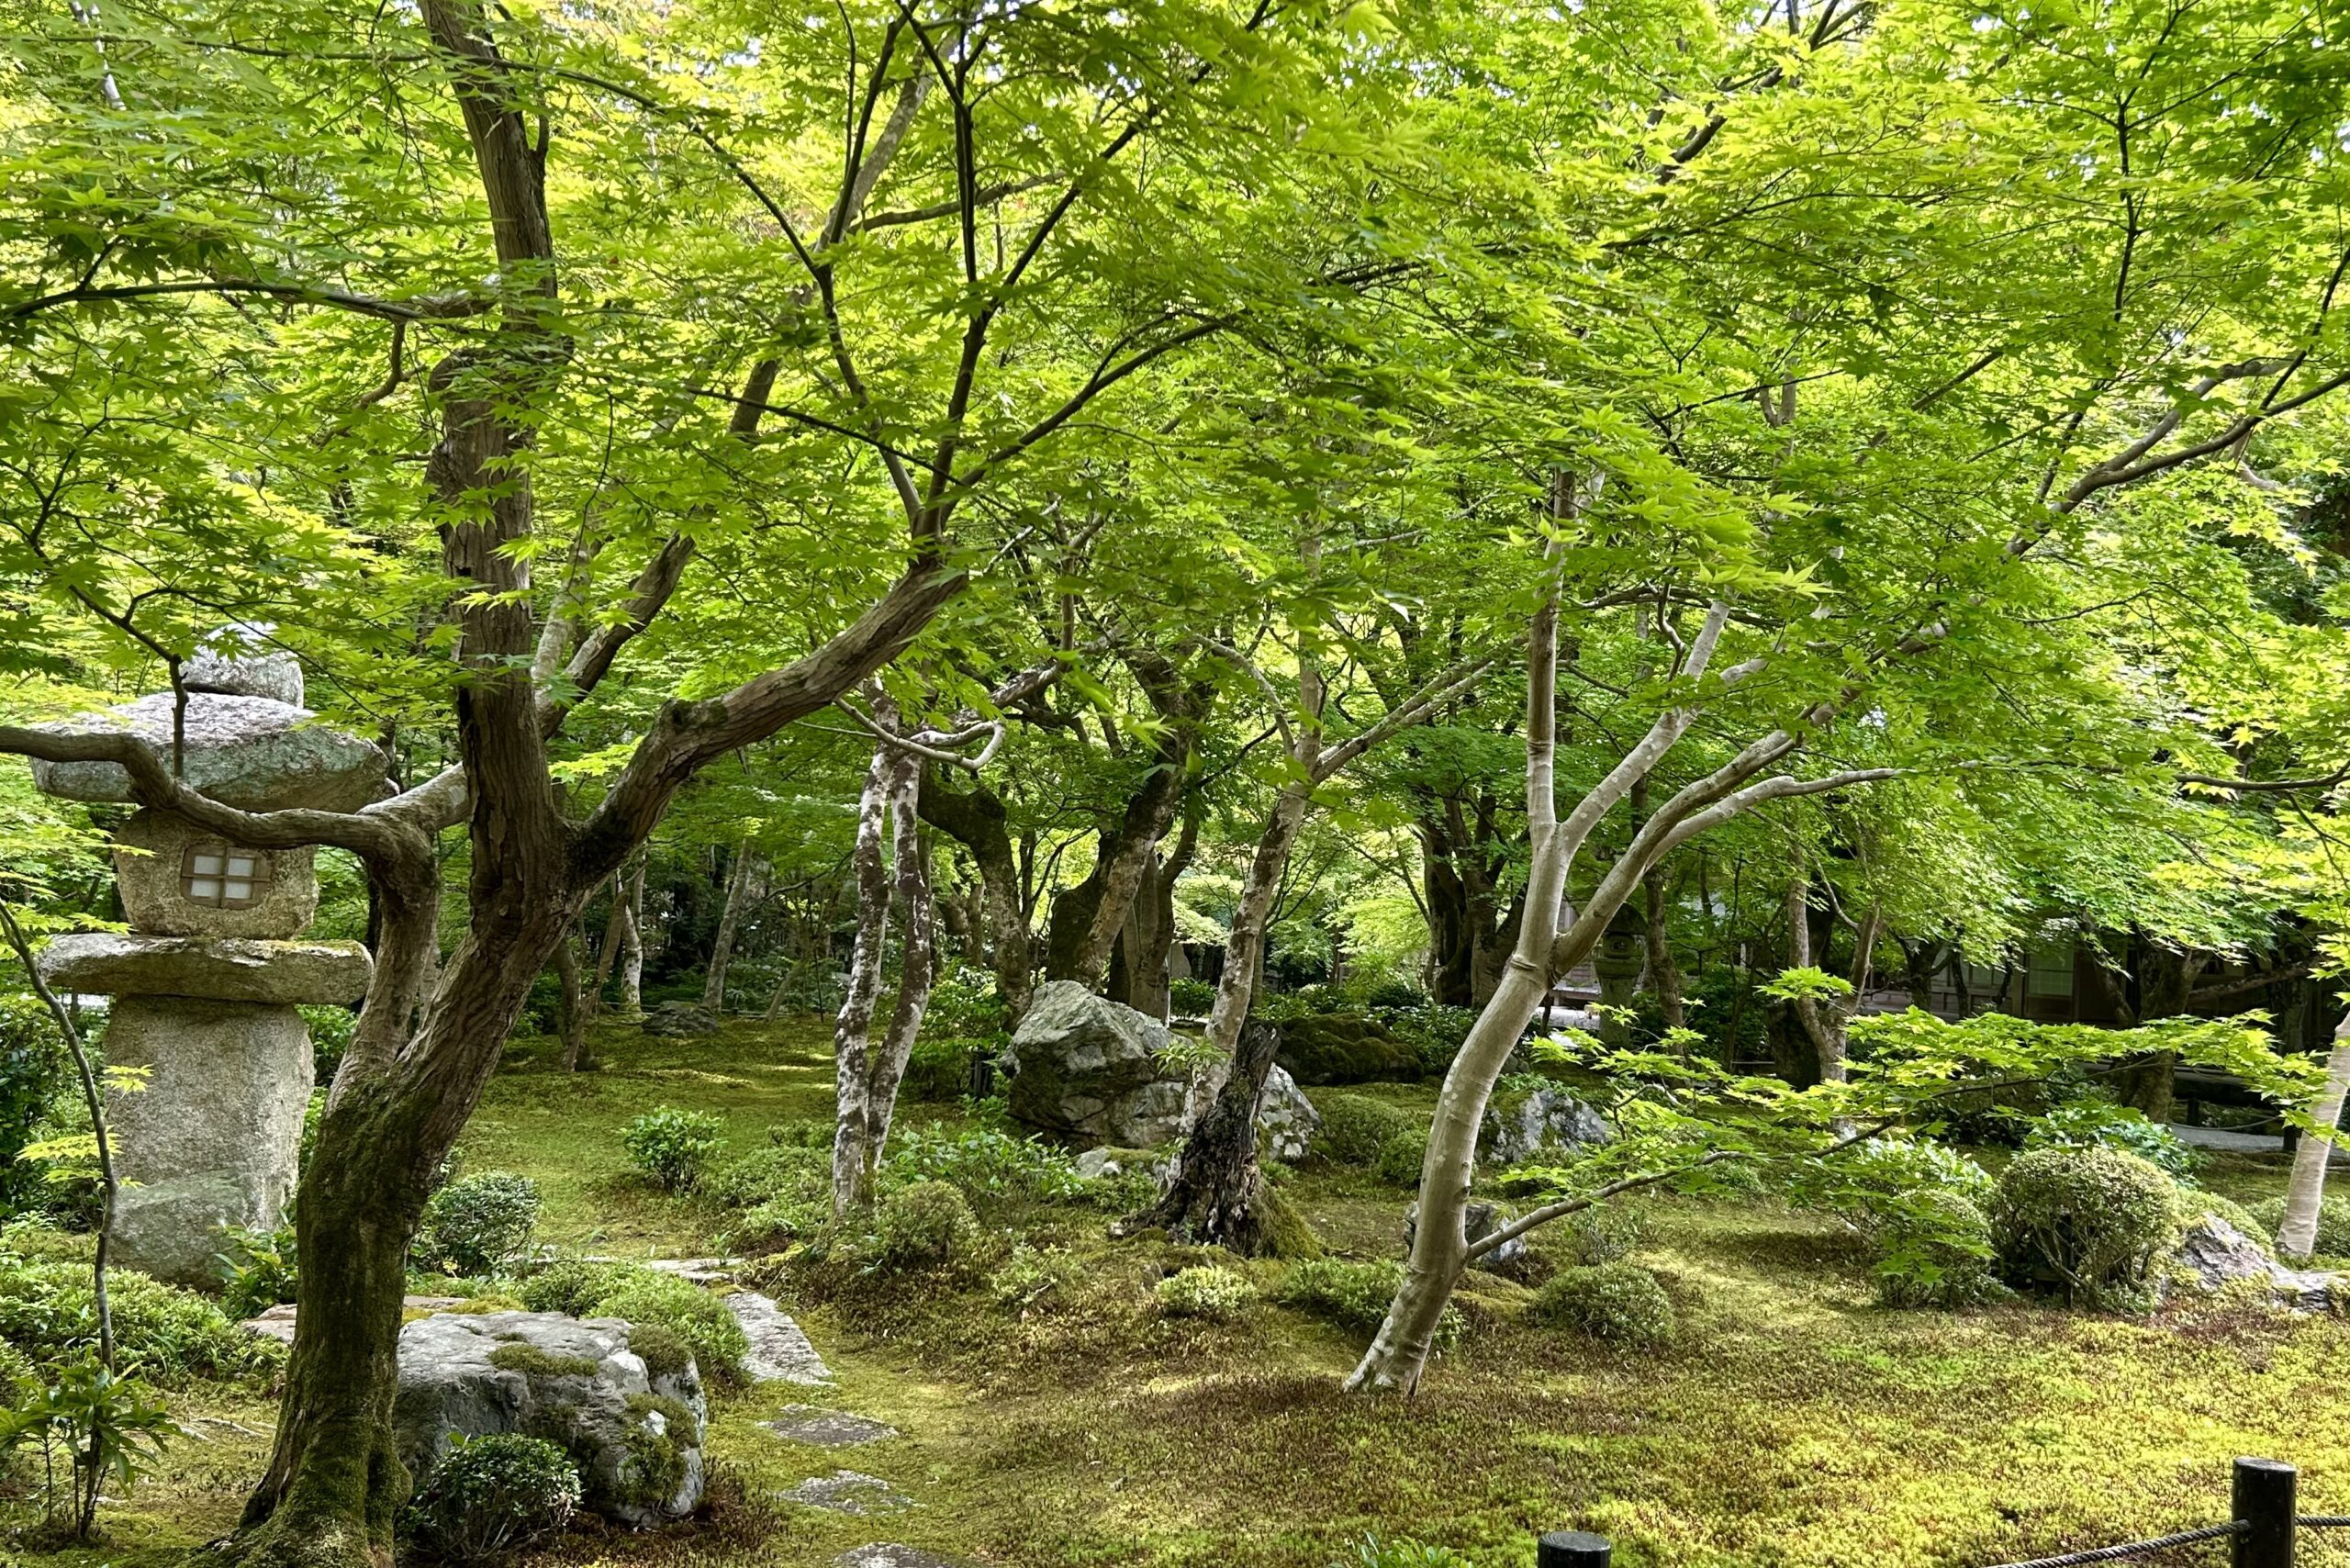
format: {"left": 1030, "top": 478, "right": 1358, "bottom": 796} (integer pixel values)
{"left": 22, "top": 636, "right": 384, "bottom": 1284}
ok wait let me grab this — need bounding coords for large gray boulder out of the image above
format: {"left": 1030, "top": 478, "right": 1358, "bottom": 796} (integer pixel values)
{"left": 1405, "top": 1199, "right": 1531, "bottom": 1277}
{"left": 27, "top": 690, "right": 386, "bottom": 812}
{"left": 37, "top": 933, "right": 372, "bottom": 1005}
{"left": 395, "top": 1311, "right": 706, "bottom": 1527}
{"left": 1480, "top": 1084, "right": 1611, "bottom": 1166}
{"left": 2171, "top": 1216, "right": 2336, "bottom": 1313}
{"left": 1002, "top": 981, "right": 1321, "bottom": 1156}
{"left": 641, "top": 1000, "right": 722, "bottom": 1037}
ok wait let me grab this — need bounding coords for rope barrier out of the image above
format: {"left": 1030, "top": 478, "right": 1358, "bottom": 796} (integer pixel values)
{"left": 2299, "top": 1516, "right": 2350, "bottom": 1529}
{"left": 1980, "top": 1521, "right": 2245, "bottom": 1568}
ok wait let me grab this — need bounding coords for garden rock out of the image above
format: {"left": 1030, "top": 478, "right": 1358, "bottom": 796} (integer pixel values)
{"left": 726, "top": 1291, "right": 834, "bottom": 1383}
{"left": 641, "top": 1000, "right": 722, "bottom": 1036}
{"left": 1002, "top": 980, "right": 1322, "bottom": 1156}
{"left": 243, "top": 1293, "right": 469, "bottom": 1344}
{"left": 1480, "top": 1086, "right": 1611, "bottom": 1166}
{"left": 839, "top": 1549, "right": 964, "bottom": 1568}
{"left": 393, "top": 1310, "right": 707, "bottom": 1527}
{"left": 783, "top": 1470, "right": 913, "bottom": 1515}
{"left": 765, "top": 1406, "right": 899, "bottom": 1447}
{"left": 1404, "top": 1200, "right": 1530, "bottom": 1275}
{"left": 2171, "top": 1215, "right": 2337, "bottom": 1312}
{"left": 183, "top": 633, "right": 306, "bottom": 705}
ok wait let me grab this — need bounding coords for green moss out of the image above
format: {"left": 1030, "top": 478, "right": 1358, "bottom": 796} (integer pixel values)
{"left": 628, "top": 1322, "right": 694, "bottom": 1383}
{"left": 487, "top": 1341, "right": 600, "bottom": 1379}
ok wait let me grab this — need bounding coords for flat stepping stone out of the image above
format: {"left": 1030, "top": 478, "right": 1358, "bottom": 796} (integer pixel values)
{"left": 781, "top": 1470, "right": 912, "bottom": 1515}
{"left": 725, "top": 1290, "right": 833, "bottom": 1383}
{"left": 242, "top": 1294, "right": 468, "bottom": 1343}
{"left": 764, "top": 1406, "right": 899, "bottom": 1447}
{"left": 839, "top": 1548, "right": 962, "bottom": 1568}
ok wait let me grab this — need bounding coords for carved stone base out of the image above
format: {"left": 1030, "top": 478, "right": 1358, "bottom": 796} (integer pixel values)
{"left": 104, "top": 994, "right": 314, "bottom": 1285}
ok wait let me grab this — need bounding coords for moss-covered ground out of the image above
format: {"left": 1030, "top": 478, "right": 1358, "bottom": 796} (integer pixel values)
{"left": 17, "top": 1016, "right": 2350, "bottom": 1568}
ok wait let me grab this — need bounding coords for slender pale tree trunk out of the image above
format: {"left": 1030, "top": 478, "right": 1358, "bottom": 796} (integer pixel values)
{"left": 554, "top": 926, "right": 587, "bottom": 1071}
{"left": 701, "top": 835, "right": 758, "bottom": 1013}
{"left": 2279, "top": 1008, "right": 2350, "bottom": 1260}
{"left": 618, "top": 859, "right": 645, "bottom": 1014}
{"left": 832, "top": 744, "right": 898, "bottom": 1216}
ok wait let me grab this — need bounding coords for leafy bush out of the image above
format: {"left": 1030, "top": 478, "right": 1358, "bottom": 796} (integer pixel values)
{"left": 2026, "top": 1095, "right": 2197, "bottom": 1178}
{"left": 719, "top": 1198, "right": 812, "bottom": 1258}
{"left": 884, "top": 1126, "right": 1088, "bottom": 1204}
{"left": 872, "top": 1181, "right": 980, "bottom": 1271}
{"left": 415, "top": 1172, "right": 541, "bottom": 1278}
{"left": 1169, "top": 977, "right": 1217, "bottom": 1014}
{"left": 0, "top": 993, "right": 60, "bottom": 1214}
{"left": 1380, "top": 1003, "right": 1482, "bottom": 1077}
{"left": 1869, "top": 1189, "right": 2001, "bottom": 1308}
{"left": 517, "top": 1259, "right": 637, "bottom": 1319}
{"left": 902, "top": 1035, "right": 978, "bottom": 1103}
{"left": 1275, "top": 1259, "right": 1461, "bottom": 1347}
{"left": 1310, "top": 1094, "right": 1417, "bottom": 1166}
{"left": 217, "top": 1218, "right": 299, "bottom": 1320}
{"left": 1335, "top": 1535, "right": 1474, "bottom": 1568}
{"left": 404, "top": 1432, "right": 581, "bottom": 1564}
{"left": 2247, "top": 1193, "right": 2350, "bottom": 1256}
{"left": 0, "top": 1260, "right": 278, "bottom": 1382}
{"left": 1376, "top": 1126, "right": 1430, "bottom": 1187}
{"left": 0, "top": 1359, "right": 186, "bottom": 1542}
{"left": 585, "top": 1271, "right": 749, "bottom": 1384}
{"left": 299, "top": 1003, "right": 357, "bottom": 1087}
{"left": 1530, "top": 1260, "right": 1676, "bottom": 1346}
{"left": 1156, "top": 1265, "right": 1258, "bottom": 1322}
{"left": 989, "top": 1244, "right": 1088, "bottom": 1312}
{"left": 1991, "top": 1146, "right": 2178, "bottom": 1305}
{"left": 622, "top": 1107, "right": 725, "bottom": 1193}
{"left": 1556, "top": 1204, "right": 1646, "bottom": 1267}
{"left": 703, "top": 1143, "right": 833, "bottom": 1213}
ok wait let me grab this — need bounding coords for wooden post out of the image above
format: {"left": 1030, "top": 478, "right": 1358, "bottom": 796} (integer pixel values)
{"left": 1539, "top": 1530, "right": 1611, "bottom": 1568}
{"left": 2234, "top": 1456, "right": 2296, "bottom": 1568}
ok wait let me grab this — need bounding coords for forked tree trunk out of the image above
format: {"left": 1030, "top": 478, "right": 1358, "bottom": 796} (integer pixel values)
{"left": 584, "top": 859, "right": 635, "bottom": 1021}
{"left": 2279, "top": 1009, "right": 2350, "bottom": 1260}
{"left": 1641, "top": 858, "right": 1684, "bottom": 1029}
{"left": 834, "top": 748, "right": 935, "bottom": 1212}
{"left": 832, "top": 745, "right": 899, "bottom": 1216}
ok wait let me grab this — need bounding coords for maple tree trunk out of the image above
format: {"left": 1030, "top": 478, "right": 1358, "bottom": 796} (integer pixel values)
{"left": 1134, "top": 1020, "right": 1285, "bottom": 1249}
{"left": 618, "top": 860, "right": 644, "bottom": 1014}
{"left": 554, "top": 925, "right": 587, "bottom": 1071}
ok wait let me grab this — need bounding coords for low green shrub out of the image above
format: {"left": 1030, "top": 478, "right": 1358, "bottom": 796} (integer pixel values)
{"left": 1376, "top": 1126, "right": 1430, "bottom": 1187}
{"left": 1556, "top": 1204, "right": 1646, "bottom": 1267}
{"left": 299, "top": 1003, "right": 358, "bottom": 1087}
{"left": 622, "top": 1107, "right": 725, "bottom": 1193}
{"left": 872, "top": 1181, "right": 980, "bottom": 1271}
{"left": 1275, "top": 1259, "right": 1461, "bottom": 1347}
{"left": 517, "top": 1259, "right": 635, "bottom": 1319}
{"left": 884, "top": 1126, "right": 1088, "bottom": 1204}
{"left": 1380, "top": 1004, "right": 1482, "bottom": 1078}
{"left": 2026, "top": 1095, "right": 2197, "bottom": 1178}
{"left": 1337, "top": 1533, "right": 1476, "bottom": 1568}
{"left": 1156, "top": 1265, "right": 1258, "bottom": 1322}
{"left": 0, "top": 993, "right": 60, "bottom": 1214}
{"left": 1169, "top": 977, "right": 1217, "bottom": 1014}
{"left": 704, "top": 1143, "right": 833, "bottom": 1209}
{"left": 217, "top": 1218, "right": 299, "bottom": 1320}
{"left": 0, "top": 1358, "right": 186, "bottom": 1541}
{"left": 989, "top": 1244, "right": 1088, "bottom": 1312}
{"left": 585, "top": 1271, "right": 748, "bottom": 1384}
{"left": 415, "top": 1172, "right": 540, "bottom": 1278}
{"left": 404, "top": 1432, "right": 580, "bottom": 1564}
{"left": 1991, "top": 1146, "right": 2178, "bottom": 1305}
{"left": 1530, "top": 1260, "right": 1676, "bottom": 1346}
{"left": 1310, "top": 1094, "right": 1416, "bottom": 1167}
{"left": 0, "top": 1261, "right": 277, "bottom": 1382}
{"left": 719, "top": 1197, "right": 812, "bottom": 1257}
{"left": 2246, "top": 1193, "right": 2350, "bottom": 1257}
{"left": 1869, "top": 1189, "right": 2002, "bottom": 1308}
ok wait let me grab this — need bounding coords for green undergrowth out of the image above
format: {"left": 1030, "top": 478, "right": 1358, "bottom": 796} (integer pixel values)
{"left": 17, "top": 1018, "right": 2350, "bottom": 1568}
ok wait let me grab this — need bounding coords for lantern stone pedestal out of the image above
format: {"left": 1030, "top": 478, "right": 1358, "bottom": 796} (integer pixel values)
{"left": 21, "top": 637, "right": 384, "bottom": 1285}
